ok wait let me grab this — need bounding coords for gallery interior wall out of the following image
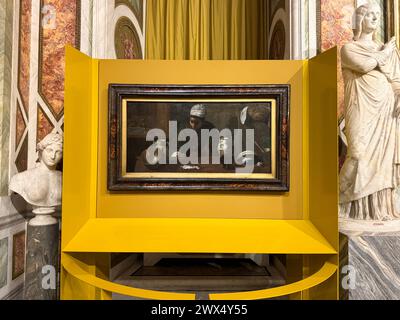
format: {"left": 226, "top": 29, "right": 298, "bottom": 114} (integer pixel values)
{"left": 0, "top": 0, "right": 399, "bottom": 300}
{"left": 0, "top": 0, "right": 145, "bottom": 300}
{"left": 0, "top": 0, "right": 26, "bottom": 300}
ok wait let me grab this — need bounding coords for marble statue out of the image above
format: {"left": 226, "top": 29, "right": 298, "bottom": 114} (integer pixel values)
{"left": 9, "top": 131, "right": 63, "bottom": 226}
{"left": 339, "top": 1, "right": 400, "bottom": 224}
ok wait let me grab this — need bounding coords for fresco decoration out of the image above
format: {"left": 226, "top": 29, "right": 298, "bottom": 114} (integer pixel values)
{"left": 114, "top": 17, "right": 143, "bottom": 59}
{"left": 12, "top": 231, "right": 25, "bottom": 280}
{"left": 15, "top": 102, "right": 26, "bottom": 151}
{"left": 115, "top": 0, "right": 144, "bottom": 31}
{"left": 0, "top": 237, "right": 8, "bottom": 289}
{"left": 15, "top": 136, "right": 28, "bottom": 173}
{"left": 269, "top": 20, "right": 286, "bottom": 60}
{"left": 37, "top": 105, "right": 55, "bottom": 143}
{"left": 38, "top": 0, "right": 81, "bottom": 121}
{"left": 18, "top": 0, "right": 32, "bottom": 115}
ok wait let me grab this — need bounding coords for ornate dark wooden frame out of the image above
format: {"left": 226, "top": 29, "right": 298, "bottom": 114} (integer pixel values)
{"left": 108, "top": 84, "right": 290, "bottom": 192}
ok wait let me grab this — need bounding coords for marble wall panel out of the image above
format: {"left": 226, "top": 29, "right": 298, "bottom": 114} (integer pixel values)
{"left": 320, "top": 0, "right": 356, "bottom": 119}
{"left": 37, "top": 105, "right": 54, "bottom": 143}
{"left": 80, "top": 0, "right": 93, "bottom": 56}
{"left": 18, "top": 0, "right": 31, "bottom": 114}
{"left": 0, "top": 0, "right": 4, "bottom": 84}
{"left": 0, "top": 237, "right": 8, "bottom": 289}
{"left": 0, "top": 0, "right": 13, "bottom": 196}
{"left": 320, "top": 0, "right": 356, "bottom": 170}
{"left": 375, "top": 0, "right": 386, "bottom": 43}
{"left": 15, "top": 136, "right": 28, "bottom": 173}
{"left": 340, "top": 232, "right": 400, "bottom": 300}
{"left": 0, "top": 221, "right": 26, "bottom": 300}
{"left": 39, "top": 0, "right": 80, "bottom": 120}
{"left": 15, "top": 102, "right": 25, "bottom": 150}
{"left": 12, "top": 231, "right": 25, "bottom": 280}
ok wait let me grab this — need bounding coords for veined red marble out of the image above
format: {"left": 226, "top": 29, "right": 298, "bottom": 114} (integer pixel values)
{"left": 39, "top": 0, "right": 79, "bottom": 120}
{"left": 37, "top": 105, "right": 54, "bottom": 143}
{"left": 16, "top": 102, "right": 26, "bottom": 150}
{"left": 18, "top": 0, "right": 32, "bottom": 114}
{"left": 15, "top": 137, "right": 28, "bottom": 173}
{"left": 12, "top": 231, "right": 25, "bottom": 280}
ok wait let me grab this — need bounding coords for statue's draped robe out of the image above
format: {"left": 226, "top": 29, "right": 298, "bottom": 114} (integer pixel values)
{"left": 340, "top": 41, "right": 400, "bottom": 220}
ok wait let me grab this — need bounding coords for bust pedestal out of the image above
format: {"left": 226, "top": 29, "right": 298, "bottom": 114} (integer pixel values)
{"left": 23, "top": 210, "right": 60, "bottom": 300}
{"left": 339, "top": 220, "right": 400, "bottom": 300}
{"left": 8, "top": 132, "right": 63, "bottom": 300}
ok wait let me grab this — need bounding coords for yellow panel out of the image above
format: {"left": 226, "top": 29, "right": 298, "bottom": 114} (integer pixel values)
{"left": 62, "top": 47, "right": 100, "bottom": 300}
{"left": 61, "top": 253, "right": 98, "bottom": 300}
{"left": 61, "top": 253, "right": 115, "bottom": 300}
{"left": 209, "top": 260, "right": 337, "bottom": 300}
{"left": 300, "top": 255, "right": 339, "bottom": 300}
{"left": 62, "top": 47, "right": 99, "bottom": 248}
{"left": 307, "top": 47, "right": 339, "bottom": 300}
{"left": 309, "top": 48, "right": 339, "bottom": 250}
{"left": 97, "top": 59, "right": 305, "bottom": 220}
{"left": 62, "top": 254, "right": 335, "bottom": 300}
{"left": 302, "top": 60, "right": 310, "bottom": 220}
{"left": 63, "top": 218, "right": 336, "bottom": 254}
{"left": 62, "top": 254, "right": 195, "bottom": 300}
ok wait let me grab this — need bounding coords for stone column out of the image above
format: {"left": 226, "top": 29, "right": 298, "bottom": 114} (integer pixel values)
{"left": 23, "top": 209, "right": 59, "bottom": 300}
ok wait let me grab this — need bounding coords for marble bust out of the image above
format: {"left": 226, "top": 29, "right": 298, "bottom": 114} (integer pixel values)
{"left": 10, "top": 132, "right": 63, "bottom": 226}
{"left": 339, "top": 1, "right": 400, "bottom": 226}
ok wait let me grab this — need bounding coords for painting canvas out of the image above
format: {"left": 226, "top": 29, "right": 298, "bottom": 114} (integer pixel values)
{"left": 0, "top": 237, "right": 8, "bottom": 289}
{"left": 108, "top": 85, "right": 290, "bottom": 191}
{"left": 12, "top": 231, "right": 25, "bottom": 280}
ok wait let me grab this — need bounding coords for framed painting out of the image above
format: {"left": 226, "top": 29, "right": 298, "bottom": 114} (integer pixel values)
{"left": 108, "top": 84, "right": 290, "bottom": 191}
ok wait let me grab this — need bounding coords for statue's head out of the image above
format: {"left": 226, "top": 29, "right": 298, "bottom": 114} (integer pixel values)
{"left": 37, "top": 131, "right": 63, "bottom": 169}
{"left": 353, "top": 1, "right": 381, "bottom": 41}
{"left": 189, "top": 104, "right": 207, "bottom": 131}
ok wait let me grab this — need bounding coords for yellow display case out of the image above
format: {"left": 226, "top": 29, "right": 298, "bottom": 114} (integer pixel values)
{"left": 61, "top": 46, "right": 339, "bottom": 300}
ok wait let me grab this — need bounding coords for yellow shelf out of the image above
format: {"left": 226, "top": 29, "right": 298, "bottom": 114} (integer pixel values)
{"left": 62, "top": 253, "right": 336, "bottom": 300}
{"left": 64, "top": 218, "right": 336, "bottom": 254}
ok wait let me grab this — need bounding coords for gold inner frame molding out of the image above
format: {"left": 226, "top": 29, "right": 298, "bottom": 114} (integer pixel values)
{"left": 121, "top": 98, "right": 277, "bottom": 180}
